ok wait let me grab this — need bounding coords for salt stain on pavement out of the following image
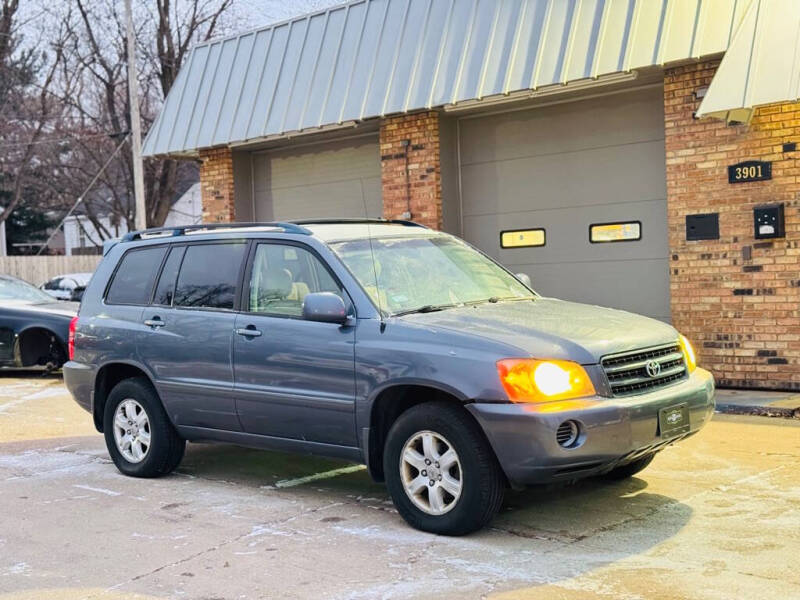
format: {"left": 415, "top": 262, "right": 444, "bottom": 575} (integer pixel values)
{"left": 0, "top": 376, "right": 799, "bottom": 599}
{"left": 73, "top": 484, "right": 123, "bottom": 496}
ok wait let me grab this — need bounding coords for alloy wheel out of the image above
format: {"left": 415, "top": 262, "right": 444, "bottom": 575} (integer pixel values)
{"left": 399, "top": 430, "right": 463, "bottom": 515}
{"left": 113, "top": 399, "right": 151, "bottom": 463}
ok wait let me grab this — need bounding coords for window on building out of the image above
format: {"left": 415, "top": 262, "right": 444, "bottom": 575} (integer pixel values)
{"left": 106, "top": 246, "right": 167, "bottom": 305}
{"left": 590, "top": 222, "right": 641, "bottom": 243}
{"left": 247, "top": 243, "right": 345, "bottom": 317}
{"left": 174, "top": 243, "right": 246, "bottom": 310}
{"left": 500, "top": 229, "right": 545, "bottom": 249}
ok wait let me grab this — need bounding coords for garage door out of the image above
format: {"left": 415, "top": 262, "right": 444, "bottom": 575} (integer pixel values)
{"left": 252, "top": 136, "right": 381, "bottom": 221}
{"left": 459, "top": 86, "right": 669, "bottom": 322}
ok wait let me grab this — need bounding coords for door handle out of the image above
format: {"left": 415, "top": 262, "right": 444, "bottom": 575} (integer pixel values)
{"left": 144, "top": 318, "right": 165, "bottom": 328}
{"left": 236, "top": 327, "right": 262, "bottom": 337}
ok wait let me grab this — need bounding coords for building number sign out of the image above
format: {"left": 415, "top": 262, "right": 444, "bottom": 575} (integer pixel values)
{"left": 728, "top": 160, "right": 771, "bottom": 184}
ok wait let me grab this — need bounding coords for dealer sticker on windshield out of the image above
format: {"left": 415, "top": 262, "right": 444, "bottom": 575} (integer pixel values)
{"left": 659, "top": 403, "right": 690, "bottom": 438}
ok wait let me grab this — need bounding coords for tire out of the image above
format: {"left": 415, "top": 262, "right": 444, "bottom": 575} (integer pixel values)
{"left": 602, "top": 454, "right": 655, "bottom": 481}
{"left": 383, "top": 402, "right": 505, "bottom": 536}
{"left": 103, "top": 377, "right": 185, "bottom": 478}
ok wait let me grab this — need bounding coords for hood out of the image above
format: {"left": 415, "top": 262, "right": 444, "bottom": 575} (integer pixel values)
{"left": 3, "top": 300, "right": 79, "bottom": 318}
{"left": 397, "top": 298, "right": 679, "bottom": 364}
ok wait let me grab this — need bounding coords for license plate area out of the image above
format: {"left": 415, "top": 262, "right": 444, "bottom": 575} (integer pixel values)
{"left": 659, "top": 403, "right": 690, "bottom": 438}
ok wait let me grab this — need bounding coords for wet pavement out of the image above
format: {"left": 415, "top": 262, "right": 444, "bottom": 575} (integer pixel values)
{"left": 1, "top": 372, "right": 799, "bottom": 599}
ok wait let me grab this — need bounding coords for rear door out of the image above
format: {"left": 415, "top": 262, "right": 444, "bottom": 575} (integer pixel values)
{"left": 233, "top": 241, "right": 357, "bottom": 447}
{"left": 101, "top": 245, "right": 168, "bottom": 374}
{"left": 138, "top": 241, "right": 248, "bottom": 431}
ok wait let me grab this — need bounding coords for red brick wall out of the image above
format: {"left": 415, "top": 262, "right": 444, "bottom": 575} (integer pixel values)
{"left": 380, "top": 111, "right": 442, "bottom": 230}
{"left": 199, "top": 147, "right": 236, "bottom": 223}
{"left": 666, "top": 60, "right": 800, "bottom": 390}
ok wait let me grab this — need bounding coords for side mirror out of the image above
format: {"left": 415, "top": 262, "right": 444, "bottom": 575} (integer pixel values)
{"left": 302, "top": 292, "right": 349, "bottom": 324}
{"left": 515, "top": 272, "right": 532, "bottom": 288}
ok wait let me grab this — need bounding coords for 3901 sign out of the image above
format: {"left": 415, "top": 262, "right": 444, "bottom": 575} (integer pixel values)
{"left": 728, "top": 160, "right": 771, "bottom": 184}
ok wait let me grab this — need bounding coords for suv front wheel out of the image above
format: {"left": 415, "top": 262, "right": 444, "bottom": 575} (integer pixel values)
{"left": 103, "top": 377, "right": 185, "bottom": 478}
{"left": 383, "top": 402, "right": 505, "bottom": 535}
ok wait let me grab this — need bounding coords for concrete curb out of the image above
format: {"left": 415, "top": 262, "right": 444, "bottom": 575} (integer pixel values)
{"left": 715, "top": 403, "right": 800, "bottom": 420}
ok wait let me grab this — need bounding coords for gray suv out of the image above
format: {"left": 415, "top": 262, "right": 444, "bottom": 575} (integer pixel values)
{"left": 64, "top": 220, "right": 715, "bottom": 535}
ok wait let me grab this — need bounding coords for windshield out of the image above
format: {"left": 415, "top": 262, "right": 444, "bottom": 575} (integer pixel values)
{"left": 330, "top": 234, "right": 535, "bottom": 315}
{"left": 0, "top": 277, "right": 55, "bottom": 304}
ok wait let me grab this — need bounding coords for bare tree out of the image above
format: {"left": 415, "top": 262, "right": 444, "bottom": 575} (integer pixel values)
{"left": 146, "top": 0, "right": 234, "bottom": 226}
{"left": 0, "top": 0, "right": 73, "bottom": 230}
{"left": 51, "top": 0, "right": 234, "bottom": 236}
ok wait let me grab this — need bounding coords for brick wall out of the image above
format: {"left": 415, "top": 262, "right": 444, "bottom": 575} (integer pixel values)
{"left": 380, "top": 111, "right": 442, "bottom": 229}
{"left": 199, "top": 147, "right": 236, "bottom": 223}
{"left": 666, "top": 60, "right": 800, "bottom": 390}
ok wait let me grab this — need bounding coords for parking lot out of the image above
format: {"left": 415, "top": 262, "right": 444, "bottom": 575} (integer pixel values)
{"left": 1, "top": 372, "right": 799, "bottom": 600}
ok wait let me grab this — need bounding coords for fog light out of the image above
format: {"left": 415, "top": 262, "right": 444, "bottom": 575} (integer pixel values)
{"left": 556, "top": 420, "right": 581, "bottom": 448}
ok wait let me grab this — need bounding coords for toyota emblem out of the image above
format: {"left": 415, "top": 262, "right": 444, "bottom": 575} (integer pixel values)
{"left": 645, "top": 360, "right": 662, "bottom": 378}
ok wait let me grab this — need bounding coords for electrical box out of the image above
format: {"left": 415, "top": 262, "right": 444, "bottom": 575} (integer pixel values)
{"left": 686, "top": 213, "right": 719, "bottom": 241}
{"left": 754, "top": 203, "right": 784, "bottom": 239}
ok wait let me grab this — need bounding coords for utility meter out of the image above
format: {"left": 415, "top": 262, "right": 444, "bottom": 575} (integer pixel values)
{"left": 753, "top": 203, "right": 784, "bottom": 239}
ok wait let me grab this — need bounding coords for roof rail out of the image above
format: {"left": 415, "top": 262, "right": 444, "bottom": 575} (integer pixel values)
{"left": 120, "top": 222, "right": 311, "bottom": 242}
{"left": 289, "top": 218, "right": 427, "bottom": 228}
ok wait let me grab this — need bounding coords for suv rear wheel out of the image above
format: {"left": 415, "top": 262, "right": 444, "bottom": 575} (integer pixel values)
{"left": 103, "top": 377, "right": 185, "bottom": 478}
{"left": 383, "top": 402, "right": 504, "bottom": 535}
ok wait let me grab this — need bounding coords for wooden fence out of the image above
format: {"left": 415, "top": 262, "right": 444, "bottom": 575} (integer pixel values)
{"left": 0, "top": 255, "right": 102, "bottom": 286}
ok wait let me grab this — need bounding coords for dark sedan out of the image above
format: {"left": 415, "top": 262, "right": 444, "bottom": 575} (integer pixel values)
{"left": 0, "top": 275, "right": 77, "bottom": 370}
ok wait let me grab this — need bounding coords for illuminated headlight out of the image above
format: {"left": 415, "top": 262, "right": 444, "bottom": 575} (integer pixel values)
{"left": 679, "top": 334, "right": 697, "bottom": 372}
{"left": 497, "top": 359, "right": 596, "bottom": 403}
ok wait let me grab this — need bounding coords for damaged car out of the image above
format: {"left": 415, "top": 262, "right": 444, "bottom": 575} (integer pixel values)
{"left": 0, "top": 274, "right": 77, "bottom": 370}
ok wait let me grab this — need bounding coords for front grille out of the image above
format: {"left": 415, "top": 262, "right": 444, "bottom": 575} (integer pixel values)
{"left": 602, "top": 343, "right": 687, "bottom": 397}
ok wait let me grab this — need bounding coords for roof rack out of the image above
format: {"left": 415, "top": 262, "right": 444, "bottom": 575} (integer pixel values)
{"left": 289, "top": 218, "right": 427, "bottom": 228}
{"left": 120, "top": 222, "right": 311, "bottom": 242}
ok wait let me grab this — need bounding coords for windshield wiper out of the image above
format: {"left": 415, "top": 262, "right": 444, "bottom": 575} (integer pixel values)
{"left": 465, "top": 296, "right": 535, "bottom": 306}
{"left": 490, "top": 296, "right": 535, "bottom": 302}
{"left": 393, "top": 303, "right": 458, "bottom": 317}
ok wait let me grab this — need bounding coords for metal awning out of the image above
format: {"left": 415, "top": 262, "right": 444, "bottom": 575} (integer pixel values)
{"left": 696, "top": 0, "right": 800, "bottom": 123}
{"left": 144, "top": 0, "right": 750, "bottom": 158}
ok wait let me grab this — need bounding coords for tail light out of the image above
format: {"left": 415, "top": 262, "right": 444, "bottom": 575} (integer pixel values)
{"left": 68, "top": 316, "right": 78, "bottom": 360}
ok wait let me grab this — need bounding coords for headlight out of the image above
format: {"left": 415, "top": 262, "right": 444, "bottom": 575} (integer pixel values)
{"left": 496, "top": 358, "right": 596, "bottom": 403}
{"left": 679, "top": 334, "right": 697, "bottom": 372}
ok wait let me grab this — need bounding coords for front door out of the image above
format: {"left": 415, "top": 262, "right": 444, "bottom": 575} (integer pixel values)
{"left": 138, "top": 241, "right": 248, "bottom": 431}
{"left": 233, "top": 242, "right": 357, "bottom": 447}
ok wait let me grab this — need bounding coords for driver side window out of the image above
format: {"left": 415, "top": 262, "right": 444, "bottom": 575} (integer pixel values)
{"left": 247, "top": 243, "right": 345, "bottom": 317}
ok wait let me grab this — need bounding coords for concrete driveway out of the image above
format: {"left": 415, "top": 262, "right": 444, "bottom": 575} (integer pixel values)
{"left": 1, "top": 373, "right": 799, "bottom": 600}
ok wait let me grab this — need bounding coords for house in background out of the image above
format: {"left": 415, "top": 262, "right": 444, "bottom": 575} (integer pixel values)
{"left": 62, "top": 183, "right": 202, "bottom": 255}
{"left": 63, "top": 213, "right": 128, "bottom": 256}
{"left": 162, "top": 182, "right": 202, "bottom": 228}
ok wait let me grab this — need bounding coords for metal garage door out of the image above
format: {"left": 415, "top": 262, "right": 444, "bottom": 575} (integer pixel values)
{"left": 252, "top": 135, "right": 381, "bottom": 221}
{"left": 459, "top": 86, "right": 669, "bottom": 322}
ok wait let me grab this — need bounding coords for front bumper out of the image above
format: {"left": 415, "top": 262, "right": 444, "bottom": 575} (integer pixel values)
{"left": 467, "top": 368, "right": 715, "bottom": 487}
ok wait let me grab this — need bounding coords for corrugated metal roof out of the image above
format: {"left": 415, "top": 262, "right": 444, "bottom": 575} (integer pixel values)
{"left": 696, "top": 0, "right": 800, "bottom": 123}
{"left": 144, "top": 0, "right": 750, "bottom": 157}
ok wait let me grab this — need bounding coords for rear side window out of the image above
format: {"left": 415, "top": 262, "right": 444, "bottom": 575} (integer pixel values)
{"left": 153, "top": 246, "right": 186, "bottom": 306}
{"left": 44, "top": 278, "right": 62, "bottom": 290}
{"left": 106, "top": 247, "right": 167, "bottom": 305}
{"left": 174, "top": 243, "right": 246, "bottom": 310}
